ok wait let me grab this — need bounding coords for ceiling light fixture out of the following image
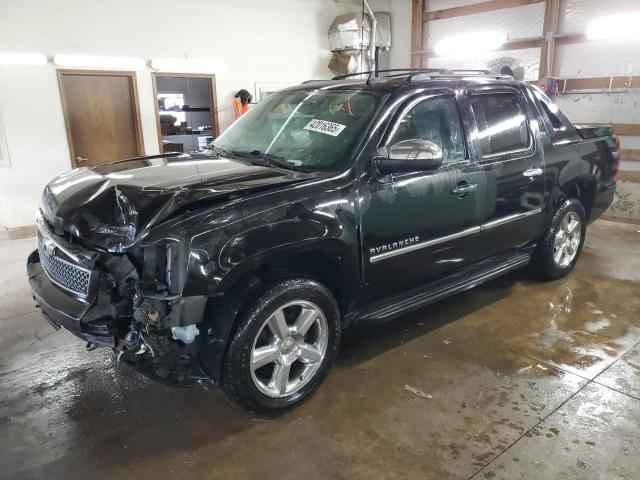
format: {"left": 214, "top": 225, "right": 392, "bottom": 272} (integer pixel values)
{"left": 587, "top": 12, "right": 640, "bottom": 40}
{"left": 0, "top": 53, "right": 48, "bottom": 66}
{"left": 53, "top": 54, "right": 146, "bottom": 69}
{"left": 434, "top": 31, "right": 506, "bottom": 57}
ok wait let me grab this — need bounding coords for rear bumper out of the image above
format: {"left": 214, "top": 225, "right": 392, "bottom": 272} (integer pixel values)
{"left": 27, "top": 250, "right": 118, "bottom": 347}
{"left": 589, "top": 181, "right": 616, "bottom": 223}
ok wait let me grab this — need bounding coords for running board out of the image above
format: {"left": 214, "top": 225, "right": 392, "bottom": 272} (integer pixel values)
{"left": 354, "top": 251, "right": 532, "bottom": 324}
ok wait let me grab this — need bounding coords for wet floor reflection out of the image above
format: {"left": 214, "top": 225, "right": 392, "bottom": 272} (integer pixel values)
{"left": 1, "top": 220, "right": 639, "bottom": 479}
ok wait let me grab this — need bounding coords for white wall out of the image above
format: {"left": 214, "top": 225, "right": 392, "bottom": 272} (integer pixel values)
{"left": 379, "top": 0, "right": 412, "bottom": 69}
{"left": 0, "top": 0, "right": 412, "bottom": 229}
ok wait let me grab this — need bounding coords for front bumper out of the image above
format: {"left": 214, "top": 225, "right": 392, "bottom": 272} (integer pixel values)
{"left": 27, "top": 250, "right": 118, "bottom": 347}
{"left": 27, "top": 248, "right": 213, "bottom": 387}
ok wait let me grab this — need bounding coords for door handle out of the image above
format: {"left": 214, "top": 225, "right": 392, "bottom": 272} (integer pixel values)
{"left": 76, "top": 156, "right": 89, "bottom": 164}
{"left": 451, "top": 183, "right": 478, "bottom": 197}
{"left": 523, "top": 167, "right": 543, "bottom": 178}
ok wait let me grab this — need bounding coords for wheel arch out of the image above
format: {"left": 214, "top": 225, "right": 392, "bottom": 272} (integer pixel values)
{"left": 559, "top": 174, "right": 597, "bottom": 217}
{"left": 197, "top": 240, "right": 360, "bottom": 382}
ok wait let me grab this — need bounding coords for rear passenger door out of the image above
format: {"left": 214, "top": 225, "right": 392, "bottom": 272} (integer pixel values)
{"left": 466, "top": 87, "right": 546, "bottom": 257}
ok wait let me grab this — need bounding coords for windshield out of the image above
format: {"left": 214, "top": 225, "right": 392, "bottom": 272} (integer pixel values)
{"left": 211, "top": 89, "right": 384, "bottom": 171}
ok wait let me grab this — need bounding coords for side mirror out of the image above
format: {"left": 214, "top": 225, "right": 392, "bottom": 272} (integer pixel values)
{"left": 376, "top": 139, "right": 443, "bottom": 175}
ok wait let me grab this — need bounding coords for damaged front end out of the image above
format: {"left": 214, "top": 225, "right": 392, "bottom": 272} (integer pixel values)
{"left": 27, "top": 210, "right": 210, "bottom": 386}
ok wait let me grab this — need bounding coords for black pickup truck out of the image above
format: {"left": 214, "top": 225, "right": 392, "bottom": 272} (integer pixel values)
{"left": 27, "top": 70, "right": 618, "bottom": 411}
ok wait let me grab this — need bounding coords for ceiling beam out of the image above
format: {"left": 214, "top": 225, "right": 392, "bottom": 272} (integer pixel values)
{"left": 424, "top": 0, "right": 543, "bottom": 22}
{"left": 554, "top": 32, "right": 589, "bottom": 46}
{"left": 410, "top": 0, "right": 424, "bottom": 69}
{"left": 496, "top": 37, "right": 543, "bottom": 51}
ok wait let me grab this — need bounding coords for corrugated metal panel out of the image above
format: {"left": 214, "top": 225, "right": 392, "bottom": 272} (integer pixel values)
{"left": 556, "top": 92, "right": 640, "bottom": 124}
{"left": 427, "top": 47, "right": 542, "bottom": 80}
{"left": 424, "top": 3, "right": 544, "bottom": 47}
{"left": 555, "top": 43, "right": 639, "bottom": 77}
{"left": 559, "top": 0, "right": 640, "bottom": 33}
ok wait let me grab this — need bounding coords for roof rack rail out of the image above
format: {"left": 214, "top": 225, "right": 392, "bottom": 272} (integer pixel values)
{"left": 332, "top": 68, "right": 444, "bottom": 80}
{"left": 330, "top": 68, "right": 512, "bottom": 84}
{"left": 407, "top": 70, "right": 512, "bottom": 82}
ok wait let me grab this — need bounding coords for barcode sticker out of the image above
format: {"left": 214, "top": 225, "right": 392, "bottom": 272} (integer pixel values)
{"left": 303, "top": 119, "right": 346, "bottom": 137}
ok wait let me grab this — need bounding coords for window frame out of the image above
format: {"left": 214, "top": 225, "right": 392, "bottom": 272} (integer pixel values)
{"left": 466, "top": 87, "right": 535, "bottom": 163}
{"left": 526, "top": 84, "right": 581, "bottom": 147}
{"left": 539, "top": 99, "right": 565, "bottom": 131}
{"left": 380, "top": 91, "right": 470, "bottom": 172}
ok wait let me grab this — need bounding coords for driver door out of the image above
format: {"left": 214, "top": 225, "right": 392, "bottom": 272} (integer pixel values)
{"left": 359, "top": 92, "right": 488, "bottom": 297}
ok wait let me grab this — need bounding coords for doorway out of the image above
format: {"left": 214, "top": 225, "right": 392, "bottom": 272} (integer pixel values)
{"left": 57, "top": 70, "right": 145, "bottom": 168}
{"left": 152, "top": 73, "right": 219, "bottom": 153}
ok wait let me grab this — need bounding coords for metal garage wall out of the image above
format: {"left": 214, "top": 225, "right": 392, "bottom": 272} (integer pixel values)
{"left": 423, "top": 1, "right": 545, "bottom": 80}
{"left": 553, "top": 0, "right": 640, "bottom": 222}
{"left": 421, "top": 0, "right": 640, "bottom": 223}
{"left": 0, "top": 0, "right": 412, "bottom": 231}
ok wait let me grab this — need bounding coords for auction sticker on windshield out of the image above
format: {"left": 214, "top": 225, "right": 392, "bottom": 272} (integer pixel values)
{"left": 303, "top": 119, "right": 346, "bottom": 137}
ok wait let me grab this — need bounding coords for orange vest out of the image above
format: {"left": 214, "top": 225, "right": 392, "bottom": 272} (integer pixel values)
{"left": 233, "top": 97, "right": 249, "bottom": 117}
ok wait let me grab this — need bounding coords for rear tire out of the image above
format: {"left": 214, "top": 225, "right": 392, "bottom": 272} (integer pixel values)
{"left": 531, "top": 198, "right": 586, "bottom": 280}
{"left": 222, "top": 277, "right": 340, "bottom": 413}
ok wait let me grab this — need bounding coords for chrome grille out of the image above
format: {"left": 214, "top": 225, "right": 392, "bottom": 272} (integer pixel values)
{"left": 38, "top": 236, "right": 91, "bottom": 297}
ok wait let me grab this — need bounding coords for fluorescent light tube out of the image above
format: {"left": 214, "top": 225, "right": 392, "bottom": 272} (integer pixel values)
{"left": 0, "top": 53, "right": 48, "bottom": 66}
{"left": 53, "top": 54, "right": 146, "bottom": 69}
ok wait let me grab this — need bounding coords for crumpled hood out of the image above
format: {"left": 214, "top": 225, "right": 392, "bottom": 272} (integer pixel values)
{"left": 40, "top": 152, "right": 317, "bottom": 252}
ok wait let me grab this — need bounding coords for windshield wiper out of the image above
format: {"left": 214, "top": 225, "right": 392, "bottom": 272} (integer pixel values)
{"left": 207, "top": 144, "right": 232, "bottom": 158}
{"left": 247, "top": 150, "right": 310, "bottom": 172}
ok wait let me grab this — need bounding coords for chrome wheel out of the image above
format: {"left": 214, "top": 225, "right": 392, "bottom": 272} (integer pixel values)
{"left": 553, "top": 211, "right": 582, "bottom": 268}
{"left": 250, "top": 300, "right": 328, "bottom": 398}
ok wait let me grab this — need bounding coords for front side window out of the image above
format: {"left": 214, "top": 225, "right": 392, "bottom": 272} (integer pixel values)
{"left": 212, "top": 89, "right": 384, "bottom": 172}
{"left": 389, "top": 96, "right": 466, "bottom": 164}
{"left": 470, "top": 93, "right": 530, "bottom": 157}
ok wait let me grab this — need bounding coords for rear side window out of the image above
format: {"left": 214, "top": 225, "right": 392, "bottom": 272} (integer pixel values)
{"left": 531, "top": 86, "right": 571, "bottom": 132}
{"left": 539, "top": 101, "right": 564, "bottom": 129}
{"left": 470, "top": 93, "right": 530, "bottom": 157}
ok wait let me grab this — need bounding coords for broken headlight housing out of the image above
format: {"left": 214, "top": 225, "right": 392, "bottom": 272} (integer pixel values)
{"left": 135, "top": 239, "right": 189, "bottom": 299}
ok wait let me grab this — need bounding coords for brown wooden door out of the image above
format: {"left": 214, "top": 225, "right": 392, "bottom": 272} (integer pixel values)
{"left": 58, "top": 70, "right": 144, "bottom": 168}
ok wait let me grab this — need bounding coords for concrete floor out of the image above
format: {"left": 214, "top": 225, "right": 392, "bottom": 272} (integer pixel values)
{"left": 1, "top": 219, "right": 639, "bottom": 480}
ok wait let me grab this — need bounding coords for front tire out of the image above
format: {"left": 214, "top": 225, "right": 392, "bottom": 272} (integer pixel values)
{"left": 222, "top": 277, "right": 340, "bottom": 413}
{"left": 531, "top": 198, "right": 586, "bottom": 280}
